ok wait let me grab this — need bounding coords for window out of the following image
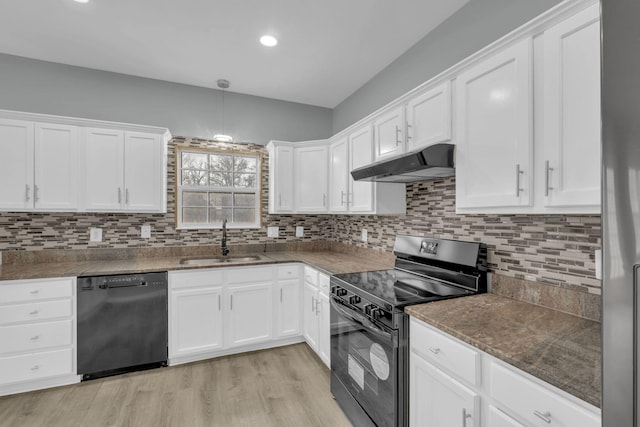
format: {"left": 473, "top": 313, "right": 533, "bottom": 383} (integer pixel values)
{"left": 177, "top": 148, "right": 261, "bottom": 229}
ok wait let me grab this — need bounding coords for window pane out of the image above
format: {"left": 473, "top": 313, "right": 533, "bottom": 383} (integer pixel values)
{"left": 182, "top": 207, "right": 207, "bottom": 223}
{"left": 234, "top": 193, "right": 255, "bottom": 207}
{"left": 209, "top": 208, "right": 232, "bottom": 223}
{"left": 209, "top": 192, "right": 233, "bottom": 206}
{"left": 183, "top": 192, "right": 208, "bottom": 207}
{"left": 209, "top": 172, "right": 233, "bottom": 187}
{"left": 234, "top": 208, "right": 256, "bottom": 223}
{"left": 234, "top": 173, "right": 257, "bottom": 188}
{"left": 182, "top": 170, "right": 208, "bottom": 186}
{"left": 234, "top": 156, "right": 257, "bottom": 173}
{"left": 181, "top": 152, "right": 208, "bottom": 169}
{"left": 209, "top": 154, "right": 233, "bottom": 172}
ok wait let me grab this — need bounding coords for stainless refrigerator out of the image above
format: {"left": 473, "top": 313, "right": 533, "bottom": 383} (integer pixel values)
{"left": 601, "top": 0, "right": 640, "bottom": 426}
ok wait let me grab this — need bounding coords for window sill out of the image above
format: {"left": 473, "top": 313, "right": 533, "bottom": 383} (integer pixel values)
{"left": 176, "top": 224, "right": 262, "bottom": 230}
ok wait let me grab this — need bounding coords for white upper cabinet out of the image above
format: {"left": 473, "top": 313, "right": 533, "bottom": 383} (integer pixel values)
{"left": 455, "top": 38, "right": 534, "bottom": 210}
{"left": 542, "top": 4, "right": 600, "bottom": 209}
{"left": 34, "top": 124, "right": 79, "bottom": 211}
{"left": 294, "top": 144, "right": 328, "bottom": 213}
{"left": 406, "top": 81, "right": 453, "bottom": 152}
{"left": 329, "top": 137, "right": 349, "bottom": 213}
{"left": 83, "top": 128, "right": 165, "bottom": 213}
{"left": 268, "top": 143, "right": 294, "bottom": 213}
{"left": 373, "top": 106, "right": 405, "bottom": 161}
{"left": 348, "top": 125, "right": 375, "bottom": 212}
{"left": 0, "top": 119, "right": 34, "bottom": 211}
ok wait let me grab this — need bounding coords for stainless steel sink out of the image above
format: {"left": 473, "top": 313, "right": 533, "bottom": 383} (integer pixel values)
{"left": 180, "top": 255, "right": 262, "bottom": 265}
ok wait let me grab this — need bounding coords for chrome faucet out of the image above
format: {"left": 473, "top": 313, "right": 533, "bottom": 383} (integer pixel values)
{"left": 221, "top": 218, "right": 230, "bottom": 256}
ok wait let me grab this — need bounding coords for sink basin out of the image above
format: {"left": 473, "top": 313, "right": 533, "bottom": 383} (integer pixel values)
{"left": 180, "top": 255, "right": 262, "bottom": 265}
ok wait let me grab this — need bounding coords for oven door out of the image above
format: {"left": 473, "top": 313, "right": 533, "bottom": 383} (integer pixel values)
{"left": 330, "top": 296, "right": 399, "bottom": 427}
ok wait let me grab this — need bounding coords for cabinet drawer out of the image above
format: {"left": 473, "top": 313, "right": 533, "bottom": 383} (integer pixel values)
{"left": 226, "top": 266, "right": 273, "bottom": 284}
{"left": 410, "top": 318, "right": 480, "bottom": 386}
{"left": 490, "top": 361, "right": 600, "bottom": 427}
{"left": 0, "top": 278, "right": 73, "bottom": 304}
{"left": 169, "top": 269, "right": 223, "bottom": 289}
{"left": 0, "top": 300, "right": 73, "bottom": 325}
{"left": 489, "top": 406, "right": 524, "bottom": 427}
{"left": 318, "top": 273, "right": 330, "bottom": 296}
{"left": 0, "top": 320, "right": 73, "bottom": 355}
{"left": 304, "top": 266, "right": 318, "bottom": 286}
{"left": 277, "top": 264, "right": 300, "bottom": 280}
{"left": 0, "top": 348, "right": 73, "bottom": 384}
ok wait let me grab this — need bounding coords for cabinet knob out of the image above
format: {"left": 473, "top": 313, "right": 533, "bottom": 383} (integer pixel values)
{"left": 30, "top": 335, "right": 40, "bottom": 341}
{"left": 30, "top": 289, "right": 40, "bottom": 295}
{"left": 29, "top": 310, "right": 39, "bottom": 316}
{"left": 429, "top": 347, "right": 441, "bottom": 355}
{"left": 30, "top": 365, "right": 40, "bottom": 371}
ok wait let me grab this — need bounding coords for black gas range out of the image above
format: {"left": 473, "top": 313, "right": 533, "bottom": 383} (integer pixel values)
{"left": 329, "top": 235, "right": 487, "bottom": 427}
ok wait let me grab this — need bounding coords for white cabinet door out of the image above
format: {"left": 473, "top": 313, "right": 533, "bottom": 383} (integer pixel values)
{"left": 0, "top": 119, "right": 33, "bottom": 210}
{"left": 406, "top": 81, "right": 452, "bottom": 151}
{"left": 303, "top": 281, "right": 319, "bottom": 352}
{"left": 318, "top": 292, "right": 331, "bottom": 368}
{"left": 270, "top": 144, "right": 294, "bottom": 213}
{"left": 226, "top": 283, "right": 273, "bottom": 349}
{"left": 170, "top": 286, "right": 223, "bottom": 358}
{"left": 329, "top": 137, "right": 349, "bottom": 213}
{"left": 456, "top": 38, "right": 533, "bottom": 209}
{"left": 83, "top": 127, "right": 124, "bottom": 211}
{"left": 294, "top": 145, "right": 328, "bottom": 212}
{"left": 34, "top": 123, "right": 79, "bottom": 211}
{"left": 275, "top": 279, "right": 300, "bottom": 338}
{"left": 543, "top": 4, "right": 600, "bottom": 208}
{"left": 124, "top": 131, "right": 164, "bottom": 212}
{"left": 349, "top": 125, "right": 375, "bottom": 212}
{"left": 410, "top": 354, "right": 479, "bottom": 427}
{"left": 373, "top": 106, "right": 405, "bottom": 161}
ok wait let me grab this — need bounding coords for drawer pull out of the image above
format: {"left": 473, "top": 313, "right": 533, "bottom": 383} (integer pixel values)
{"left": 29, "top": 310, "right": 39, "bottom": 315}
{"left": 462, "top": 408, "right": 472, "bottom": 426}
{"left": 30, "top": 335, "right": 40, "bottom": 341}
{"left": 429, "top": 347, "right": 441, "bottom": 355}
{"left": 30, "top": 289, "right": 40, "bottom": 295}
{"left": 533, "top": 410, "right": 552, "bottom": 423}
{"left": 30, "top": 365, "right": 40, "bottom": 371}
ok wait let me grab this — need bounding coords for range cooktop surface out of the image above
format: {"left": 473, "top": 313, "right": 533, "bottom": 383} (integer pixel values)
{"left": 332, "top": 268, "right": 473, "bottom": 309}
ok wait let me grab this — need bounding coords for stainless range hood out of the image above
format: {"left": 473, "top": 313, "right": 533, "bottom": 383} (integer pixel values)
{"left": 350, "top": 143, "right": 455, "bottom": 183}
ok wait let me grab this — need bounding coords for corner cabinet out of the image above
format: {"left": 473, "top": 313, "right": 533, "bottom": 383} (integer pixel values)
{"left": 0, "top": 109, "right": 169, "bottom": 213}
{"left": 455, "top": 38, "right": 534, "bottom": 210}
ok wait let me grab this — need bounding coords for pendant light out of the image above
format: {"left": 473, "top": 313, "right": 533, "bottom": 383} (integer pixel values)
{"left": 213, "top": 79, "right": 233, "bottom": 143}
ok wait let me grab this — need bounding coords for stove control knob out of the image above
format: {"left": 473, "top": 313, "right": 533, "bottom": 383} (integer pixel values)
{"left": 348, "top": 295, "right": 361, "bottom": 305}
{"left": 371, "top": 308, "right": 385, "bottom": 320}
{"left": 364, "top": 304, "right": 376, "bottom": 316}
{"left": 335, "top": 287, "right": 347, "bottom": 297}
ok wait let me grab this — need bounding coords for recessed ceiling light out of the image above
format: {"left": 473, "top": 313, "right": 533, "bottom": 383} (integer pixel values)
{"left": 259, "top": 35, "right": 278, "bottom": 47}
{"left": 73, "top": 0, "right": 90, "bottom": 3}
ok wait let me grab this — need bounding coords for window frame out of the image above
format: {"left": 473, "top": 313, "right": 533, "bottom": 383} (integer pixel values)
{"left": 175, "top": 146, "right": 262, "bottom": 230}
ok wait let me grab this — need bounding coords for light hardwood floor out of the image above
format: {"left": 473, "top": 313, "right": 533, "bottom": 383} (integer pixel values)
{"left": 0, "top": 343, "right": 352, "bottom": 427}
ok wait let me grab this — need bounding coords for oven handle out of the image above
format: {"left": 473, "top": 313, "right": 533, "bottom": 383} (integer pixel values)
{"left": 330, "top": 297, "right": 397, "bottom": 345}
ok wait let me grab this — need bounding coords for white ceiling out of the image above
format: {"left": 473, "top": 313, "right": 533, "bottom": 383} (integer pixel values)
{"left": 0, "top": 0, "right": 470, "bottom": 108}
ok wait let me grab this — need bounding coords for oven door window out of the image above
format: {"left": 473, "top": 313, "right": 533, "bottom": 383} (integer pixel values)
{"left": 330, "top": 297, "right": 398, "bottom": 427}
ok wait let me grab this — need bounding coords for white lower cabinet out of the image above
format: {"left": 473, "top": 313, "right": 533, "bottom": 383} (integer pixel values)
{"left": 0, "top": 277, "right": 78, "bottom": 396}
{"left": 168, "top": 264, "right": 305, "bottom": 365}
{"left": 302, "top": 266, "right": 331, "bottom": 368}
{"left": 410, "top": 317, "right": 601, "bottom": 427}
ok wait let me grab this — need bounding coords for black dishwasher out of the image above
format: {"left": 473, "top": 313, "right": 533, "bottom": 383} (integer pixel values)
{"left": 77, "top": 272, "right": 168, "bottom": 380}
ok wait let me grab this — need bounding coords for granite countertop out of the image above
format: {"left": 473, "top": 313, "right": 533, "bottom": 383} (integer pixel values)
{"left": 405, "top": 293, "right": 601, "bottom": 408}
{"left": 0, "top": 250, "right": 395, "bottom": 281}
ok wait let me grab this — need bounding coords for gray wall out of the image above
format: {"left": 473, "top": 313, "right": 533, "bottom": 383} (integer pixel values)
{"left": 332, "top": 0, "right": 563, "bottom": 134}
{"left": 0, "top": 53, "right": 332, "bottom": 144}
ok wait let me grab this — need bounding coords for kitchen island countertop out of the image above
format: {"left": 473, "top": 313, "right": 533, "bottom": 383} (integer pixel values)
{"left": 406, "top": 293, "right": 601, "bottom": 408}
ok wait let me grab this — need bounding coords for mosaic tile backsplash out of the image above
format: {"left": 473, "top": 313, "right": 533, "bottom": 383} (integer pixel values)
{"left": 0, "top": 137, "right": 601, "bottom": 296}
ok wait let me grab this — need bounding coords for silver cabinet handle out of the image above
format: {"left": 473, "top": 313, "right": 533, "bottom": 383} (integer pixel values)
{"left": 29, "top": 310, "right": 39, "bottom": 315}
{"left": 230, "top": 295, "right": 233, "bottom": 310}
{"left": 516, "top": 164, "right": 524, "bottom": 197}
{"left": 323, "top": 193, "right": 326, "bottom": 207}
{"left": 30, "top": 335, "right": 40, "bottom": 341}
{"left": 218, "top": 294, "right": 221, "bottom": 311}
{"left": 278, "top": 193, "right": 282, "bottom": 208}
{"left": 429, "top": 347, "right": 441, "bottom": 355}
{"left": 315, "top": 298, "right": 320, "bottom": 314}
{"left": 125, "top": 188, "right": 130, "bottom": 205}
{"left": 25, "top": 185, "right": 30, "bottom": 202}
{"left": 533, "top": 410, "right": 552, "bottom": 423}
{"left": 341, "top": 190, "right": 346, "bottom": 206}
{"left": 395, "top": 125, "right": 402, "bottom": 145}
{"left": 462, "top": 408, "right": 472, "bottom": 426}
{"left": 280, "top": 288, "right": 283, "bottom": 303}
{"left": 34, "top": 185, "right": 39, "bottom": 203}
{"left": 545, "top": 160, "right": 554, "bottom": 196}
{"left": 118, "top": 188, "right": 122, "bottom": 203}
{"left": 30, "top": 289, "right": 40, "bottom": 295}
{"left": 311, "top": 296, "right": 316, "bottom": 313}
{"left": 406, "top": 123, "right": 412, "bottom": 141}
{"left": 30, "top": 365, "right": 40, "bottom": 371}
